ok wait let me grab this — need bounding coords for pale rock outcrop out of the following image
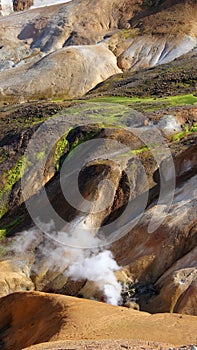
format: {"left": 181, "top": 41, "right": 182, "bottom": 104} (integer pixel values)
{"left": 142, "top": 247, "right": 197, "bottom": 315}
{"left": 116, "top": 35, "right": 197, "bottom": 71}
{"left": 0, "top": 44, "right": 121, "bottom": 102}
{"left": 0, "top": 260, "right": 34, "bottom": 297}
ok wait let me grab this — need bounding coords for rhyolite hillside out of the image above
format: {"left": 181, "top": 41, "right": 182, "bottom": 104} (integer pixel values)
{"left": 0, "top": 1, "right": 197, "bottom": 349}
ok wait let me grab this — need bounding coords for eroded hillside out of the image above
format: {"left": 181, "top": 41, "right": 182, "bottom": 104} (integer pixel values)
{"left": 0, "top": 1, "right": 197, "bottom": 349}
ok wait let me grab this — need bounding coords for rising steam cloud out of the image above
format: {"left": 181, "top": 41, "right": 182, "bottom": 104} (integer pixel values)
{"left": 67, "top": 250, "right": 121, "bottom": 305}
{"left": 11, "top": 220, "right": 122, "bottom": 305}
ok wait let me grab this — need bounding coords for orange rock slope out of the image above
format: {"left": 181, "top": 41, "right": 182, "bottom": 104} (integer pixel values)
{"left": 0, "top": 291, "right": 197, "bottom": 350}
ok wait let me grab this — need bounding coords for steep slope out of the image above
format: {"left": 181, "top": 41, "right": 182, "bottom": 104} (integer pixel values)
{"left": 0, "top": 0, "right": 197, "bottom": 345}
{"left": 88, "top": 48, "right": 197, "bottom": 98}
{"left": 0, "top": 100, "right": 196, "bottom": 315}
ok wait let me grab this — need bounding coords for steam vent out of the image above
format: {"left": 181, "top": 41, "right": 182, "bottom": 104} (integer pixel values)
{"left": 0, "top": 0, "right": 197, "bottom": 349}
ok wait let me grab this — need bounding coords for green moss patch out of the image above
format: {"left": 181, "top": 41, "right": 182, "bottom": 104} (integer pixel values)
{"left": 117, "top": 146, "right": 150, "bottom": 159}
{"left": 54, "top": 134, "right": 69, "bottom": 171}
{"left": 35, "top": 150, "right": 46, "bottom": 161}
{"left": 0, "top": 157, "right": 26, "bottom": 219}
{"left": 0, "top": 215, "right": 24, "bottom": 241}
{"left": 86, "top": 94, "right": 197, "bottom": 112}
{"left": 171, "top": 123, "right": 197, "bottom": 142}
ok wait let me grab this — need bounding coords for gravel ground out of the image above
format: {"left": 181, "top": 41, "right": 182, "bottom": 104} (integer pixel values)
{"left": 24, "top": 339, "right": 197, "bottom": 350}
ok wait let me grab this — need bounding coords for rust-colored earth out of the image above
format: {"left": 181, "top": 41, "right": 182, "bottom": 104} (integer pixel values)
{"left": 0, "top": 291, "right": 197, "bottom": 350}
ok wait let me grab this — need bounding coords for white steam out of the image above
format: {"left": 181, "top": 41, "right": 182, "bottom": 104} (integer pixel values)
{"left": 67, "top": 250, "right": 121, "bottom": 305}
{"left": 11, "top": 219, "right": 122, "bottom": 305}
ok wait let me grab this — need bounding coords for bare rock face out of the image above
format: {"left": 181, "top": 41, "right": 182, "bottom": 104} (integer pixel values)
{"left": 176, "top": 279, "right": 197, "bottom": 315}
{"left": 140, "top": 247, "right": 197, "bottom": 315}
{"left": 109, "top": 137, "right": 197, "bottom": 315}
{"left": 13, "top": 0, "right": 33, "bottom": 11}
{"left": 116, "top": 35, "right": 197, "bottom": 71}
{"left": 0, "top": 260, "right": 34, "bottom": 297}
